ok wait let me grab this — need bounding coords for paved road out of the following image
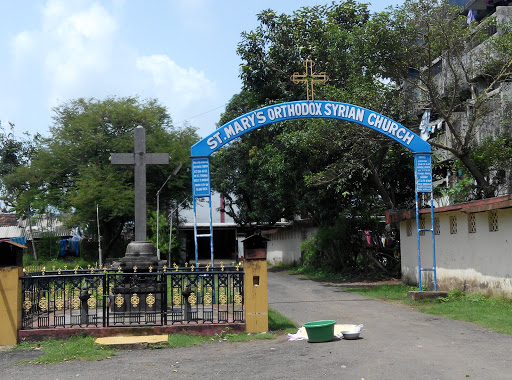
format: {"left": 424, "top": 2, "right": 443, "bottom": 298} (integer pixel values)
{"left": 1, "top": 271, "right": 511, "bottom": 380}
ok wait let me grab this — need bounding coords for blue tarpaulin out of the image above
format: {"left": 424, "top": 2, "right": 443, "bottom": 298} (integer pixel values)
{"left": 59, "top": 236, "right": 80, "bottom": 257}
{"left": 10, "top": 236, "right": 26, "bottom": 246}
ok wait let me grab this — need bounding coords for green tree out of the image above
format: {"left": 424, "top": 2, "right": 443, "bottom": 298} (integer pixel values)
{"left": 3, "top": 97, "right": 199, "bottom": 257}
{"left": 213, "top": 1, "right": 414, "bottom": 229}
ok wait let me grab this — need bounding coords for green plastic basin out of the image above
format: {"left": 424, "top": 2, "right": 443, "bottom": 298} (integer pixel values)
{"left": 303, "top": 320, "right": 336, "bottom": 342}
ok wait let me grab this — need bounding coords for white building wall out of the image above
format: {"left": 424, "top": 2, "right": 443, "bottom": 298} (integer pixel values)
{"left": 266, "top": 226, "right": 318, "bottom": 265}
{"left": 401, "top": 208, "right": 512, "bottom": 297}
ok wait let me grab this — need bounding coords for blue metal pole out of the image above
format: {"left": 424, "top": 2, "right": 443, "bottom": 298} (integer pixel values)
{"left": 193, "top": 197, "right": 198, "bottom": 265}
{"left": 430, "top": 193, "right": 437, "bottom": 291}
{"left": 209, "top": 195, "right": 214, "bottom": 268}
{"left": 415, "top": 190, "right": 422, "bottom": 291}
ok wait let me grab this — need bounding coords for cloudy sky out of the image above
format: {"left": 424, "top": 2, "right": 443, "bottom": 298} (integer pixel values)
{"left": 0, "top": 0, "right": 404, "bottom": 140}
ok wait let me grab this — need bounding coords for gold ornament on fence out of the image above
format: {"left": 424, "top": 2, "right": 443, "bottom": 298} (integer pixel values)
{"left": 115, "top": 293, "right": 124, "bottom": 308}
{"left": 219, "top": 290, "right": 228, "bottom": 305}
{"left": 206, "top": 264, "right": 210, "bottom": 272}
{"left": 118, "top": 266, "right": 122, "bottom": 273}
{"left": 188, "top": 292, "right": 197, "bottom": 306}
{"left": 163, "top": 265, "right": 167, "bottom": 272}
{"left": 133, "top": 266, "right": 138, "bottom": 273}
{"left": 39, "top": 297, "right": 49, "bottom": 312}
{"left": 234, "top": 291, "right": 243, "bottom": 306}
{"left": 64, "top": 265, "right": 68, "bottom": 270}
{"left": 172, "top": 293, "right": 181, "bottom": 306}
{"left": 220, "top": 262, "right": 225, "bottom": 271}
{"left": 130, "top": 293, "right": 140, "bottom": 308}
{"left": 204, "top": 291, "right": 212, "bottom": 306}
{"left": 58, "top": 268, "right": 62, "bottom": 275}
{"left": 146, "top": 293, "right": 156, "bottom": 308}
{"left": 23, "top": 298, "right": 32, "bottom": 313}
{"left": 190, "top": 265, "right": 195, "bottom": 272}
{"left": 55, "top": 296, "right": 64, "bottom": 311}
{"left": 74, "top": 266, "right": 78, "bottom": 274}
{"left": 42, "top": 267, "right": 46, "bottom": 276}
{"left": 71, "top": 296, "right": 81, "bottom": 310}
{"left": 87, "top": 294, "right": 96, "bottom": 309}
{"left": 149, "top": 266, "right": 153, "bottom": 273}
{"left": 52, "top": 266, "right": 56, "bottom": 271}
{"left": 236, "top": 264, "right": 240, "bottom": 271}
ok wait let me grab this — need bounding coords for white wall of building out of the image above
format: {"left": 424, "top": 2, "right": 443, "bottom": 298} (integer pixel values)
{"left": 400, "top": 207, "right": 512, "bottom": 297}
{"left": 266, "top": 226, "right": 318, "bottom": 265}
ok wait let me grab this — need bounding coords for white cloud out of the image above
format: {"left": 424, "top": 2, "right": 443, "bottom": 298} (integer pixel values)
{"left": 136, "top": 54, "right": 215, "bottom": 107}
{"left": 5, "top": 0, "right": 220, "bottom": 137}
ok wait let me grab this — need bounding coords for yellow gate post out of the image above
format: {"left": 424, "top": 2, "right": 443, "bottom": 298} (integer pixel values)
{"left": 242, "top": 234, "right": 268, "bottom": 333}
{"left": 0, "top": 241, "right": 25, "bottom": 346}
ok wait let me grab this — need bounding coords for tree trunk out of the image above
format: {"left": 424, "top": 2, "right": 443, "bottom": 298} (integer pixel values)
{"left": 367, "top": 159, "right": 395, "bottom": 210}
{"left": 27, "top": 212, "right": 38, "bottom": 261}
{"left": 458, "top": 153, "right": 495, "bottom": 198}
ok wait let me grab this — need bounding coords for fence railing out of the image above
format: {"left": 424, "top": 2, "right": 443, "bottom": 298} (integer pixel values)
{"left": 20, "top": 264, "right": 245, "bottom": 329}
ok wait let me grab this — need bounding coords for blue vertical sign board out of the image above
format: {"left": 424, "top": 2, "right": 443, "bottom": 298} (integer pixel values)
{"left": 414, "top": 154, "right": 432, "bottom": 193}
{"left": 192, "top": 157, "right": 211, "bottom": 198}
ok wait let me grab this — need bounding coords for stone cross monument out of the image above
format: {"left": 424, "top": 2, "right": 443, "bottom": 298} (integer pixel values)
{"left": 110, "top": 125, "right": 169, "bottom": 269}
{"left": 110, "top": 125, "right": 169, "bottom": 241}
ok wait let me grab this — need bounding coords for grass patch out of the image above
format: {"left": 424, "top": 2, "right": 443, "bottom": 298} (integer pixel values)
{"left": 268, "top": 308, "right": 298, "bottom": 333}
{"left": 15, "top": 336, "right": 117, "bottom": 364}
{"left": 341, "top": 284, "right": 416, "bottom": 302}
{"left": 167, "top": 334, "right": 210, "bottom": 348}
{"left": 342, "top": 285, "right": 512, "bottom": 335}
{"left": 23, "top": 254, "right": 95, "bottom": 273}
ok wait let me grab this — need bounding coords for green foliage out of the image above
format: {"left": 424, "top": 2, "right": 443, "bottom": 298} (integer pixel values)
{"left": 32, "top": 233, "right": 61, "bottom": 260}
{"left": 3, "top": 97, "right": 198, "bottom": 257}
{"left": 15, "top": 336, "right": 117, "bottom": 364}
{"left": 299, "top": 216, "right": 399, "bottom": 277}
{"left": 214, "top": 1, "right": 417, "bottom": 231}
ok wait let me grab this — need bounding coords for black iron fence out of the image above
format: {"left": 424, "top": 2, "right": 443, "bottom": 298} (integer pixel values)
{"left": 20, "top": 264, "right": 245, "bottom": 329}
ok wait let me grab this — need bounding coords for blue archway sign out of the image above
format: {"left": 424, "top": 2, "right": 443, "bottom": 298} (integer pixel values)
{"left": 190, "top": 100, "right": 436, "bottom": 292}
{"left": 191, "top": 101, "right": 431, "bottom": 157}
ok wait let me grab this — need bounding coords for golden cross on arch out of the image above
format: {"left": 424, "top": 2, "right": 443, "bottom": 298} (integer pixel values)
{"left": 290, "top": 59, "right": 328, "bottom": 101}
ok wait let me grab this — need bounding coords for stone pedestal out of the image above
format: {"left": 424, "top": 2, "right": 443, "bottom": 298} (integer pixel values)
{"left": 120, "top": 241, "right": 159, "bottom": 271}
{"left": 110, "top": 241, "right": 166, "bottom": 316}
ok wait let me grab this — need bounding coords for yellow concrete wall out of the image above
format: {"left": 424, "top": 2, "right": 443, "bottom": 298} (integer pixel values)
{"left": 244, "top": 259, "right": 268, "bottom": 333}
{"left": 0, "top": 267, "right": 22, "bottom": 345}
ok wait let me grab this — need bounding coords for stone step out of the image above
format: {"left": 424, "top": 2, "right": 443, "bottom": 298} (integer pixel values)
{"left": 95, "top": 334, "right": 168, "bottom": 349}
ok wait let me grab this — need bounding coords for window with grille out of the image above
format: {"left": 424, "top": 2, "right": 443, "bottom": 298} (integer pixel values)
{"left": 489, "top": 210, "right": 499, "bottom": 232}
{"left": 468, "top": 213, "right": 477, "bottom": 233}
{"left": 450, "top": 215, "right": 457, "bottom": 234}
{"left": 419, "top": 216, "right": 426, "bottom": 236}
{"left": 406, "top": 220, "right": 412, "bottom": 236}
{"left": 434, "top": 217, "right": 440, "bottom": 235}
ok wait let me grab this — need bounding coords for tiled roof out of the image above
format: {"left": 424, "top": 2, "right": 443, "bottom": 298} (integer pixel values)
{"left": 0, "top": 214, "right": 18, "bottom": 227}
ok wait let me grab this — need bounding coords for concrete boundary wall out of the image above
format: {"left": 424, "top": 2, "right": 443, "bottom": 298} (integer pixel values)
{"left": 398, "top": 196, "right": 512, "bottom": 297}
